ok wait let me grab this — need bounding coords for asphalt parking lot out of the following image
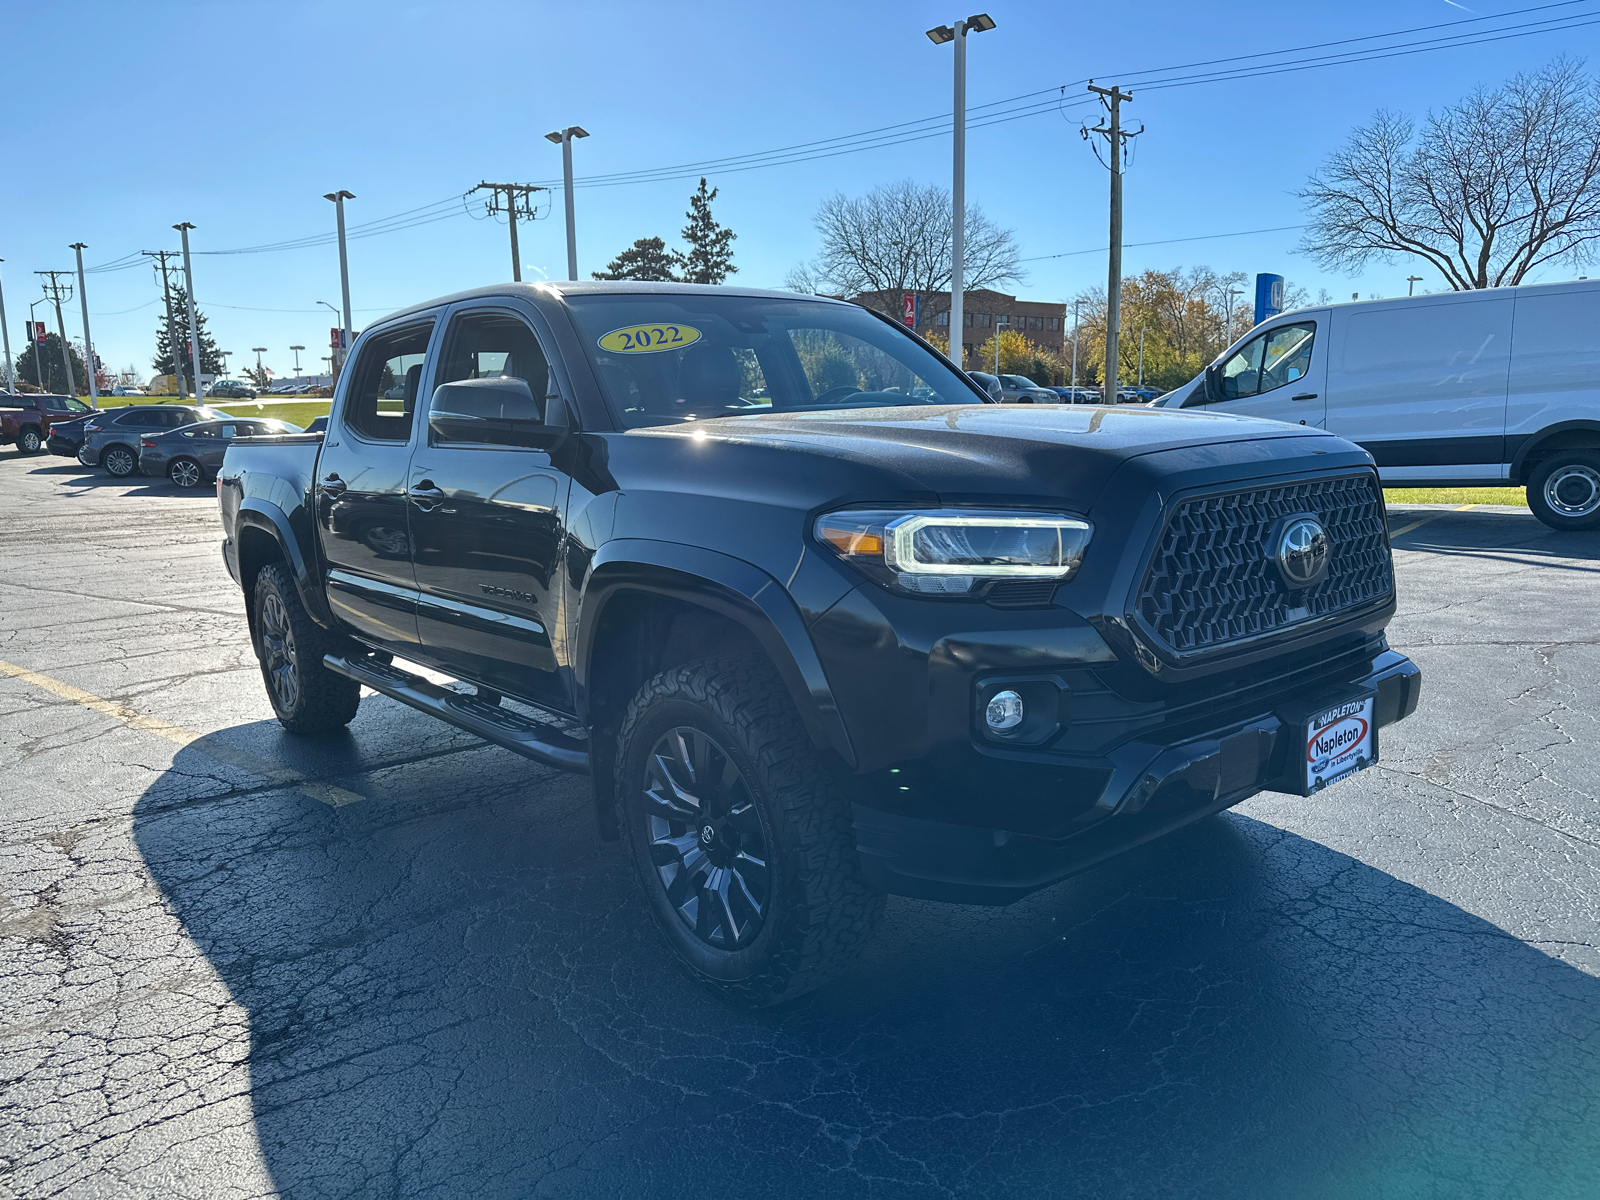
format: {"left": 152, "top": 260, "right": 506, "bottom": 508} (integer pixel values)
{"left": 2, "top": 454, "right": 1598, "bottom": 1200}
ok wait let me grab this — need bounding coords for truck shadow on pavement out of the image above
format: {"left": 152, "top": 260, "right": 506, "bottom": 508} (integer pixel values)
{"left": 132, "top": 736, "right": 1600, "bottom": 1200}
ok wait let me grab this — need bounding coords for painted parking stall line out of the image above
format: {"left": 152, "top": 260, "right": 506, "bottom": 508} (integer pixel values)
{"left": 0, "top": 657, "right": 365, "bottom": 807}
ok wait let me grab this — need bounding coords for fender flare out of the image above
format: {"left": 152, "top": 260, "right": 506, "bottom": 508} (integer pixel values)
{"left": 234, "top": 498, "right": 337, "bottom": 627}
{"left": 1510, "top": 420, "right": 1600, "bottom": 481}
{"left": 576, "top": 539, "right": 856, "bottom": 769}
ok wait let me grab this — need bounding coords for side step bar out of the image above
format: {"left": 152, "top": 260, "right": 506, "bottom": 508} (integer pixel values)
{"left": 324, "top": 653, "right": 590, "bottom": 774}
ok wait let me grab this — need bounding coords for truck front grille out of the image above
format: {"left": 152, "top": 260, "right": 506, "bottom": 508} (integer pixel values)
{"left": 1134, "top": 473, "right": 1392, "bottom": 656}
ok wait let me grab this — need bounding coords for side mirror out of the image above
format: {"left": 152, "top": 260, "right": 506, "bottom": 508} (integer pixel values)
{"left": 428, "top": 377, "right": 568, "bottom": 449}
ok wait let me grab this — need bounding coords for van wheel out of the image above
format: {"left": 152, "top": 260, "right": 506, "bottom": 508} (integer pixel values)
{"left": 617, "top": 655, "right": 884, "bottom": 1007}
{"left": 253, "top": 563, "right": 360, "bottom": 732}
{"left": 1528, "top": 452, "right": 1600, "bottom": 531}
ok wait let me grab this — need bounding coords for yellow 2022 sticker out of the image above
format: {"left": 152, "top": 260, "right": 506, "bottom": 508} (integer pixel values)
{"left": 598, "top": 323, "right": 702, "bottom": 354}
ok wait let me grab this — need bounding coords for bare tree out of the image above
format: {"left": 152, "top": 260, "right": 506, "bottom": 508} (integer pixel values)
{"left": 788, "top": 180, "right": 1023, "bottom": 311}
{"left": 1300, "top": 58, "right": 1600, "bottom": 289}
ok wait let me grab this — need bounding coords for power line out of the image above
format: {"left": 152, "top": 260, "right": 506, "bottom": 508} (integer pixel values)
{"left": 1022, "top": 224, "right": 1307, "bottom": 262}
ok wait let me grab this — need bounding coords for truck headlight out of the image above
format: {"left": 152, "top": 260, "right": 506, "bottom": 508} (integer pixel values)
{"left": 815, "top": 508, "right": 1093, "bottom": 596}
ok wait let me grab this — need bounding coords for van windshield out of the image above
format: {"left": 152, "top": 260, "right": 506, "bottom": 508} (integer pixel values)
{"left": 564, "top": 293, "right": 989, "bottom": 428}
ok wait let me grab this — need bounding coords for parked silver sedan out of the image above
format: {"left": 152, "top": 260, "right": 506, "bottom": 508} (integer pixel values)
{"left": 137, "top": 417, "right": 301, "bottom": 488}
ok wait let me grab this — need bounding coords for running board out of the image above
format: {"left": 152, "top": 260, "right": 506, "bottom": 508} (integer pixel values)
{"left": 323, "top": 653, "right": 590, "bottom": 774}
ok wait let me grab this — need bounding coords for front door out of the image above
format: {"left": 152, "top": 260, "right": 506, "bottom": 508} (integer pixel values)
{"left": 1202, "top": 315, "right": 1328, "bottom": 429}
{"left": 406, "top": 304, "right": 572, "bottom": 710}
{"left": 315, "top": 319, "right": 435, "bottom": 654}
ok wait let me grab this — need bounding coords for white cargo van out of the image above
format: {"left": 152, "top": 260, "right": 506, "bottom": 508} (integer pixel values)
{"left": 1158, "top": 279, "right": 1600, "bottom": 530}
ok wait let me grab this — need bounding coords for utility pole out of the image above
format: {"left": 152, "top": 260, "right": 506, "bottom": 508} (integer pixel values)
{"left": 926, "top": 17, "right": 997, "bottom": 370}
{"left": 544, "top": 128, "right": 590, "bottom": 280}
{"left": 1084, "top": 82, "right": 1140, "bottom": 402}
{"left": 1138, "top": 327, "right": 1146, "bottom": 388}
{"left": 174, "top": 224, "right": 205, "bottom": 398}
{"left": 324, "top": 191, "right": 355, "bottom": 376}
{"left": 69, "top": 243, "right": 98, "bottom": 402}
{"left": 143, "top": 251, "right": 185, "bottom": 397}
{"left": 474, "top": 182, "right": 546, "bottom": 283}
{"left": 1407, "top": 275, "right": 1423, "bottom": 296}
{"left": 0, "top": 259, "right": 14, "bottom": 395}
{"left": 36, "top": 271, "right": 77, "bottom": 395}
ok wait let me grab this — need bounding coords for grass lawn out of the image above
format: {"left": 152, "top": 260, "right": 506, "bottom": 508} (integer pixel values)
{"left": 95, "top": 394, "right": 331, "bottom": 429}
{"left": 1384, "top": 487, "right": 1527, "bottom": 507}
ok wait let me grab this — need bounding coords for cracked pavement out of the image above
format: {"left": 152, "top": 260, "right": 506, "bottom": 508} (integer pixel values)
{"left": 2, "top": 458, "right": 1598, "bottom": 1199}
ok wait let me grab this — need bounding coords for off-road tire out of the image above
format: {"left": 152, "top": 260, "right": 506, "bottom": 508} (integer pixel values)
{"left": 168, "top": 457, "right": 205, "bottom": 489}
{"left": 102, "top": 444, "right": 137, "bottom": 477}
{"left": 1528, "top": 451, "right": 1600, "bottom": 531}
{"left": 17, "top": 425, "right": 42, "bottom": 454}
{"left": 618, "top": 655, "right": 884, "bottom": 1007}
{"left": 253, "top": 563, "right": 360, "bottom": 733}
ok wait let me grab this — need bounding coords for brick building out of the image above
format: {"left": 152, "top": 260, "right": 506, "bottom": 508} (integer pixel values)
{"left": 850, "top": 288, "right": 1067, "bottom": 368}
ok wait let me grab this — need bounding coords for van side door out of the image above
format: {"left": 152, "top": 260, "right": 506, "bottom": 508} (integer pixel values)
{"left": 405, "top": 302, "right": 573, "bottom": 711}
{"left": 1201, "top": 316, "right": 1327, "bottom": 428}
{"left": 1325, "top": 296, "right": 1511, "bottom": 484}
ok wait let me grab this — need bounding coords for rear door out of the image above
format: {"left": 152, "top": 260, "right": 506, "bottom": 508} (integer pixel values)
{"left": 1325, "top": 296, "right": 1511, "bottom": 483}
{"left": 406, "top": 302, "right": 572, "bottom": 709}
{"left": 315, "top": 319, "right": 437, "bottom": 653}
{"left": 1201, "top": 315, "right": 1328, "bottom": 428}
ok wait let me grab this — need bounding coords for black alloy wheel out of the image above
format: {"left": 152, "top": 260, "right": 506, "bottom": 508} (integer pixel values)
{"left": 251, "top": 563, "right": 361, "bottom": 732}
{"left": 103, "top": 445, "right": 137, "bottom": 477}
{"left": 258, "top": 587, "right": 301, "bottom": 715}
{"left": 168, "top": 457, "right": 204, "bottom": 489}
{"left": 18, "top": 426, "right": 42, "bottom": 453}
{"left": 643, "top": 726, "right": 772, "bottom": 950}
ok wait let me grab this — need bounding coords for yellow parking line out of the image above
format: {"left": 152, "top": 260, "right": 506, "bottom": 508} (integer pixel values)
{"left": 0, "top": 658, "right": 365, "bottom": 807}
{"left": 1388, "top": 503, "right": 1479, "bottom": 541}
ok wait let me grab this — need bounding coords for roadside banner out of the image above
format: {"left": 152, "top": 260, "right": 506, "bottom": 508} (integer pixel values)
{"left": 32, "top": 321, "right": 46, "bottom": 345}
{"left": 902, "top": 293, "right": 919, "bottom": 328}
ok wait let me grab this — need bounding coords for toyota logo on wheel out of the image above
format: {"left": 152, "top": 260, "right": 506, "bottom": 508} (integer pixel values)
{"left": 1270, "top": 514, "right": 1330, "bottom": 590}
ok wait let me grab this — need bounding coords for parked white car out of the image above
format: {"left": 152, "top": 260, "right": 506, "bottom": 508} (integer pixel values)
{"left": 1157, "top": 279, "right": 1600, "bottom": 530}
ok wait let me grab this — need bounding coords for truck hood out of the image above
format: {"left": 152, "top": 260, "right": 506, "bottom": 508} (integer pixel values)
{"left": 626, "top": 403, "right": 1334, "bottom": 511}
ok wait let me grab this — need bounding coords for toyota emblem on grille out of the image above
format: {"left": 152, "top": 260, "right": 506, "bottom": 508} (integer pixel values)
{"left": 1272, "top": 515, "right": 1330, "bottom": 590}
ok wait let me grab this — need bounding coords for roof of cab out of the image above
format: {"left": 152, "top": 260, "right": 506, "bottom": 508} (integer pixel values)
{"left": 372, "top": 280, "right": 850, "bottom": 328}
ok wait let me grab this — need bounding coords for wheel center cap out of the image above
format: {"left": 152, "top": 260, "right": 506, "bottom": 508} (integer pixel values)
{"left": 700, "top": 824, "right": 716, "bottom": 845}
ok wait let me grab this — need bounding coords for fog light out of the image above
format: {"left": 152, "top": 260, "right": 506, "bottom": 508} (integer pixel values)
{"left": 985, "top": 689, "right": 1025, "bottom": 731}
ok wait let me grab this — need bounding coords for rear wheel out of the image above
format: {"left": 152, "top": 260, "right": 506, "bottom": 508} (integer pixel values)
{"left": 1528, "top": 451, "right": 1600, "bottom": 531}
{"left": 17, "top": 426, "right": 42, "bottom": 454}
{"left": 102, "top": 444, "right": 137, "bottom": 477}
{"left": 253, "top": 563, "right": 360, "bottom": 733}
{"left": 167, "top": 457, "right": 204, "bottom": 489}
{"left": 618, "top": 655, "right": 883, "bottom": 1006}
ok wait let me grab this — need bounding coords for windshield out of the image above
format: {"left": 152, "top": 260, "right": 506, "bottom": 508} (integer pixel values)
{"left": 1001, "top": 375, "right": 1037, "bottom": 389}
{"left": 564, "top": 293, "right": 988, "bottom": 428}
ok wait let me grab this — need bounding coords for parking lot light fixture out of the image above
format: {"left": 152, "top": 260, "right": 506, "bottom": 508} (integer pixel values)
{"left": 69, "top": 244, "right": 97, "bottom": 403}
{"left": 323, "top": 191, "right": 355, "bottom": 378}
{"left": 545, "top": 127, "right": 590, "bottom": 281}
{"left": 289, "top": 345, "right": 305, "bottom": 376}
{"left": 0, "top": 259, "right": 14, "bottom": 395}
{"left": 252, "top": 347, "right": 267, "bottom": 382}
{"left": 927, "top": 14, "right": 996, "bottom": 368}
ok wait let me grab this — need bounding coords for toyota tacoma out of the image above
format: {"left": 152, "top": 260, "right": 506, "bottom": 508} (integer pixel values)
{"left": 217, "top": 282, "right": 1421, "bottom": 1005}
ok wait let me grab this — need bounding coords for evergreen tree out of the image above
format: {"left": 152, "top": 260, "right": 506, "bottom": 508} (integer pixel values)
{"left": 16, "top": 334, "right": 88, "bottom": 395}
{"left": 677, "top": 178, "right": 736, "bottom": 284}
{"left": 592, "top": 236, "right": 681, "bottom": 281}
{"left": 153, "top": 288, "right": 224, "bottom": 376}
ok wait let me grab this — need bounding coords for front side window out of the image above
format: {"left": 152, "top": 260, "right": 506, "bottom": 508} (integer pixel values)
{"left": 434, "top": 310, "right": 556, "bottom": 403}
{"left": 343, "top": 323, "right": 433, "bottom": 442}
{"left": 1218, "top": 322, "right": 1315, "bottom": 401}
{"left": 566, "top": 295, "right": 986, "bottom": 429}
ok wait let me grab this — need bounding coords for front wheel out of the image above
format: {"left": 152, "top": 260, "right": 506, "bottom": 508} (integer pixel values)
{"left": 253, "top": 564, "right": 360, "bottom": 732}
{"left": 1528, "top": 451, "right": 1600, "bottom": 531}
{"left": 618, "top": 656, "right": 883, "bottom": 1006}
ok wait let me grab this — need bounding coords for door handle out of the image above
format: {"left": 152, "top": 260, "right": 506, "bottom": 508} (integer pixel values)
{"left": 407, "top": 481, "right": 445, "bottom": 500}
{"left": 320, "top": 474, "right": 346, "bottom": 495}
{"left": 1291, "top": 392, "right": 1318, "bottom": 401}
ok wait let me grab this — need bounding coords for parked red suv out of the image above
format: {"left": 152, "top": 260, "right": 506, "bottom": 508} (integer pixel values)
{"left": 1, "top": 393, "right": 98, "bottom": 454}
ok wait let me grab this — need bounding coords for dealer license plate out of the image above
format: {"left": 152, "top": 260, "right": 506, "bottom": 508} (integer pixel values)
{"left": 1303, "top": 696, "right": 1375, "bottom": 792}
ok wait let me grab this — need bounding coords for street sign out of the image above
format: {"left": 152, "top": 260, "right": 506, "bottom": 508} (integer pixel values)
{"left": 1254, "top": 274, "right": 1285, "bottom": 326}
{"left": 902, "top": 293, "right": 919, "bottom": 328}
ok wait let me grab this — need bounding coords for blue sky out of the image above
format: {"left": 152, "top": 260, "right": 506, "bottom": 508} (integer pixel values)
{"left": 3, "top": 0, "right": 1597, "bottom": 383}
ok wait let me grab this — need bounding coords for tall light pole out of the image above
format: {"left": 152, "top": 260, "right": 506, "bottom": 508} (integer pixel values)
{"left": 323, "top": 191, "right": 355, "bottom": 377}
{"left": 173, "top": 223, "right": 205, "bottom": 396}
{"left": 69, "top": 243, "right": 98, "bottom": 402}
{"left": 544, "top": 126, "right": 589, "bottom": 281}
{"left": 993, "top": 314, "right": 1008, "bottom": 376}
{"left": 927, "top": 14, "right": 996, "bottom": 370}
{"left": 0, "top": 259, "right": 14, "bottom": 395}
{"left": 1070, "top": 298, "right": 1080, "bottom": 391}
{"left": 1137, "top": 327, "right": 1146, "bottom": 388}
{"left": 1223, "top": 286, "right": 1242, "bottom": 347}
{"left": 253, "top": 346, "right": 267, "bottom": 386}
{"left": 1407, "top": 275, "right": 1423, "bottom": 296}
{"left": 289, "top": 345, "right": 305, "bottom": 377}
{"left": 219, "top": 349, "right": 232, "bottom": 377}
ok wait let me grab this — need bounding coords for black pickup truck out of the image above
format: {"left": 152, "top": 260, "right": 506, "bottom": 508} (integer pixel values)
{"left": 218, "top": 282, "right": 1421, "bottom": 1004}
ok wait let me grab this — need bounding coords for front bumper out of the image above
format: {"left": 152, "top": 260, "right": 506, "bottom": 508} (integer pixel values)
{"left": 850, "top": 648, "right": 1420, "bottom": 905}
